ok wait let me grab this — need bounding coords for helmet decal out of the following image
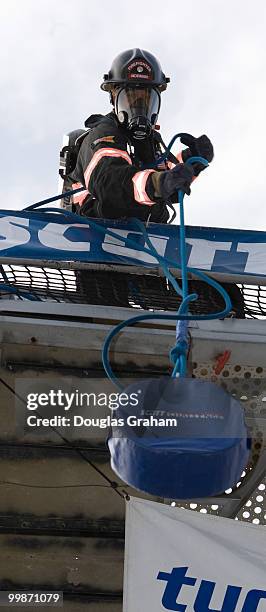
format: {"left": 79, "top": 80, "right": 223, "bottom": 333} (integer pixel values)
{"left": 127, "top": 60, "right": 153, "bottom": 81}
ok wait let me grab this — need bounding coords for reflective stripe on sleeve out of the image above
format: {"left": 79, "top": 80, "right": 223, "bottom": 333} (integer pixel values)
{"left": 132, "top": 169, "right": 156, "bottom": 206}
{"left": 72, "top": 182, "right": 89, "bottom": 206}
{"left": 84, "top": 147, "right": 132, "bottom": 190}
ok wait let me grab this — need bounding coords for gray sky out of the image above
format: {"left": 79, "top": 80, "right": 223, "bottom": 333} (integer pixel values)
{"left": 1, "top": 0, "right": 266, "bottom": 229}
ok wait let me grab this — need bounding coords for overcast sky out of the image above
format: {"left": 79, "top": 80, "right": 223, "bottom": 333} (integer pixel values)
{"left": 1, "top": 0, "right": 266, "bottom": 230}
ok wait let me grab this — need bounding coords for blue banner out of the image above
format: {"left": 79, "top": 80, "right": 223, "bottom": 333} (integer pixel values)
{"left": 0, "top": 209, "right": 266, "bottom": 278}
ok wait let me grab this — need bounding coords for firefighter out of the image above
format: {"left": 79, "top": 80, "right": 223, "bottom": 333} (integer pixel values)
{"left": 69, "top": 48, "right": 214, "bottom": 223}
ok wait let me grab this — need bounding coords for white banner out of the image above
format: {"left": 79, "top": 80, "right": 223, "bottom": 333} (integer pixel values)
{"left": 123, "top": 497, "right": 266, "bottom": 611}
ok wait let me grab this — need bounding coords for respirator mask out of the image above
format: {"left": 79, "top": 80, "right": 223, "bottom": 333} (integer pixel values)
{"left": 115, "top": 86, "right": 161, "bottom": 140}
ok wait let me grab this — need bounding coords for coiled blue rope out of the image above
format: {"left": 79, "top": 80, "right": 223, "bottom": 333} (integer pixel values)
{"left": 100, "top": 213, "right": 232, "bottom": 389}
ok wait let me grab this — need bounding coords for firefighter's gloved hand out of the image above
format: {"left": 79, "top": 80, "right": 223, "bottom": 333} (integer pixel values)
{"left": 180, "top": 134, "right": 214, "bottom": 176}
{"left": 151, "top": 164, "right": 194, "bottom": 200}
{"left": 181, "top": 134, "right": 214, "bottom": 162}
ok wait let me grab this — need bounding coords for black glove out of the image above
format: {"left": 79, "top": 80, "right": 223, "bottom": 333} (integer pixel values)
{"left": 151, "top": 163, "right": 194, "bottom": 200}
{"left": 181, "top": 134, "right": 214, "bottom": 162}
{"left": 180, "top": 134, "right": 214, "bottom": 176}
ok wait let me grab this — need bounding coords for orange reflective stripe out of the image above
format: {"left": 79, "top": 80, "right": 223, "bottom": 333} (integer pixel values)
{"left": 73, "top": 191, "right": 89, "bottom": 206}
{"left": 71, "top": 182, "right": 89, "bottom": 206}
{"left": 132, "top": 169, "right": 155, "bottom": 206}
{"left": 84, "top": 148, "right": 132, "bottom": 190}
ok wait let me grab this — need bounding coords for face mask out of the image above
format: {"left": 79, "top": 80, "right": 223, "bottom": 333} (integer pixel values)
{"left": 115, "top": 86, "right": 161, "bottom": 139}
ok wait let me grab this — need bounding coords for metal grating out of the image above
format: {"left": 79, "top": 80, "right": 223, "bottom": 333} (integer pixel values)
{"left": 0, "top": 265, "right": 79, "bottom": 302}
{"left": 173, "top": 363, "right": 266, "bottom": 524}
{"left": 171, "top": 477, "right": 266, "bottom": 525}
{"left": 236, "top": 478, "right": 266, "bottom": 525}
{"left": 241, "top": 284, "right": 266, "bottom": 319}
{"left": 0, "top": 264, "right": 265, "bottom": 319}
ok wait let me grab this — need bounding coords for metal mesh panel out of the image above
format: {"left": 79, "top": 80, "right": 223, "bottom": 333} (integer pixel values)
{"left": 0, "top": 265, "right": 79, "bottom": 302}
{"left": 241, "top": 284, "right": 266, "bottom": 318}
{"left": 171, "top": 478, "right": 266, "bottom": 525}
{"left": 173, "top": 362, "right": 266, "bottom": 524}
{"left": 237, "top": 478, "right": 266, "bottom": 525}
{"left": 0, "top": 263, "right": 264, "bottom": 318}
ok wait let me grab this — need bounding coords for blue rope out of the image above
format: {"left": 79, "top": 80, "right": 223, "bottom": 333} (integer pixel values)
{"left": 99, "top": 189, "right": 232, "bottom": 389}
{"left": 128, "top": 153, "right": 207, "bottom": 379}
{"left": 172, "top": 155, "right": 208, "bottom": 377}
{"left": 98, "top": 139, "right": 231, "bottom": 387}
{"left": 24, "top": 187, "right": 85, "bottom": 211}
